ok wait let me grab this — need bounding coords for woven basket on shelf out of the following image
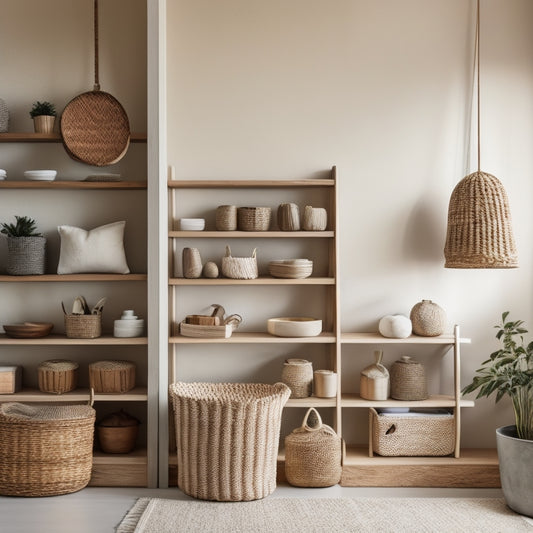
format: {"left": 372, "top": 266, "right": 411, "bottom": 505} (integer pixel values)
{"left": 221, "top": 245, "right": 258, "bottom": 279}
{"left": 89, "top": 360, "right": 136, "bottom": 393}
{"left": 390, "top": 356, "right": 428, "bottom": 401}
{"left": 237, "top": 207, "right": 271, "bottom": 231}
{"left": 38, "top": 359, "right": 79, "bottom": 394}
{"left": 444, "top": 171, "right": 518, "bottom": 268}
{"left": 370, "top": 407, "right": 455, "bottom": 456}
{"left": 281, "top": 358, "right": 313, "bottom": 398}
{"left": 169, "top": 381, "right": 290, "bottom": 501}
{"left": 64, "top": 314, "right": 102, "bottom": 339}
{"left": 0, "top": 402, "right": 95, "bottom": 496}
{"left": 6, "top": 236, "right": 46, "bottom": 275}
{"left": 215, "top": 205, "right": 237, "bottom": 231}
{"left": 284, "top": 407, "right": 343, "bottom": 487}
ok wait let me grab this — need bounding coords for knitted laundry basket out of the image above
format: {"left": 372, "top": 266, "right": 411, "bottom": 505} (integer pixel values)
{"left": 6, "top": 236, "right": 46, "bottom": 275}
{"left": 0, "top": 402, "right": 95, "bottom": 496}
{"left": 169, "top": 381, "right": 290, "bottom": 501}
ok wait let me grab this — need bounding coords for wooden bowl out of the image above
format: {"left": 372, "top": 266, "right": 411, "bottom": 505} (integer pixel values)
{"left": 267, "top": 317, "right": 322, "bottom": 337}
{"left": 3, "top": 322, "right": 54, "bottom": 338}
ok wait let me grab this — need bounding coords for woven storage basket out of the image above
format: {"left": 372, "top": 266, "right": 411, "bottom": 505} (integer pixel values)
{"left": 38, "top": 359, "right": 79, "bottom": 394}
{"left": 237, "top": 207, "right": 271, "bottom": 231}
{"left": 6, "top": 236, "right": 46, "bottom": 275}
{"left": 390, "top": 356, "right": 428, "bottom": 400}
{"left": 89, "top": 360, "right": 136, "bottom": 393}
{"left": 284, "top": 407, "right": 343, "bottom": 487}
{"left": 64, "top": 314, "right": 102, "bottom": 339}
{"left": 281, "top": 358, "right": 313, "bottom": 398}
{"left": 410, "top": 300, "right": 446, "bottom": 337}
{"left": 370, "top": 408, "right": 455, "bottom": 456}
{"left": 169, "top": 381, "right": 290, "bottom": 501}
{"left": 444, "top": 171, "right": 518, "bottom": 268}
{"left": 0, "top": 402, "right": 95, "bottom": 496}
{"left": 221, "top": 245, "right": 258, "bottom": 279}
{"left": 0, "top": 97, "right": 8, "bottom": 132}
{"left": 215, "top": 205, "right": 237, "bottom": 231}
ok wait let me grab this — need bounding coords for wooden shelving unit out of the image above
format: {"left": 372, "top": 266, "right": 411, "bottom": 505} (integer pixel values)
{"left": 0, "top": 132, "right": 147, "bottom": 143}
{"left": 0, "top": 274, "right": 147, "bottom": 282}
{"left": 0, "top": 181, "right": 147, "bottom": 190}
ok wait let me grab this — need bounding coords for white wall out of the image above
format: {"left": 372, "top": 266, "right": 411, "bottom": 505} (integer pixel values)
{"left": 166, "top": 0, "right": 533, "bottom": 447}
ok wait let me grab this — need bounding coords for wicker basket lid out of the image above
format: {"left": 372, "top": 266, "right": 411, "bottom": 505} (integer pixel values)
{"left": 89, "top": 360, "right": 135, "bottom": 372}
{"left": 38, "top": 359, "right": 79, "bottom": 371}
{"left": 444, "top": 171, "right": 518, "bottom": 268}
{"left": 0, "top": 402, "right": 94, "bottom": 421}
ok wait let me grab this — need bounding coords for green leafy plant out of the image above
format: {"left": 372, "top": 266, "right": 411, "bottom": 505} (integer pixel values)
{"left": 0, "top": 215, "right": 42, "bottom": 237}
{"left": 462, "top": 312, "right": 533, "bottom": 440}
{"left": 29, "top": 101, "right": 56, "bottom": 118}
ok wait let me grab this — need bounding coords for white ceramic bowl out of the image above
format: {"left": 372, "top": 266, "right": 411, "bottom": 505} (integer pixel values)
{"left": 113, "top": 318, "right": 144, "bottom": 337}
{"left": 179, "top": 218, "right": 205, "bottom": 231}
{"left": 267, "top": 317, "right": 322, "bottom": 337}
{"left": 24, "top": 170, "right": 57, "bottom": 181}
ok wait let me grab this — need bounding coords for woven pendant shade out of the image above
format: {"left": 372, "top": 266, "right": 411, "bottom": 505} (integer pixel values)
{"left": 444, "top": 171, "right": 518, "bottom": 268}
{"left": 444, "top": 0, "right": 518, "bottom": 269}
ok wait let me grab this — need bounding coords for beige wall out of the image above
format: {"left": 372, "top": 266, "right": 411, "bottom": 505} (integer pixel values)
{"left": 166, "top": 0, "right": 533, "bottom": 447}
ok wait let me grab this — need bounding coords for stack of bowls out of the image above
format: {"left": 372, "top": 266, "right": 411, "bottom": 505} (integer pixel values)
{"left": 113, "top": 310, "right": 144, "bottom": 338}
{"left": 23, "top": 170, "right": 57, "bottom": 181}
{"left": 0, "top": 169, "right": 6, "bottom": 180}
{"left": 179, "top": 218, "right": 205, "bottom": 231}
{"left": 268, "top": 259, "right": 313, "bottom": 279}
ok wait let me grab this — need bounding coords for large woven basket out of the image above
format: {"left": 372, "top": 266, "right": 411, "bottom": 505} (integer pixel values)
{"left": 285, "top": 407, "right": 343, "bottom": 487}
{"left": 6, "top": 236, "right": 46, "bottom": 275}
{"left": 370, "top": 408, "right": 455, "bottom": 457}
{"left": 0, "top": 402, "right": 95, "bottom": 496}
{"left": 169, "top": 381, "right": 290, "bottom": 501}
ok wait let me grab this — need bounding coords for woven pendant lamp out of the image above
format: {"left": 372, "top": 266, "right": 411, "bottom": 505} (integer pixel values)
{"left": 444, "top": 0, "right": 518, "bottom": 269}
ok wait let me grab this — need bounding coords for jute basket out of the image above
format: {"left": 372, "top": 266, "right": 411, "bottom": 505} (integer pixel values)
{"left": 444, "top": 171, "right": 518, "bottom": 268}
{"left": 237, "top": 207, "right": 271, "bottom": 231}
{"left": 370, "top": 407, "right": 455, "bottom": 456}
{"left": 215, "top": 205, "right": 237, "bottom": 231}
{"left": 221, "top": 245, "right": 258, "bottom": 279}
{"left": 0, "top": 402, "right": 95, "bottom": 496}
{"left": 6, "top": 236, "right": 46, "bottom": 275}
{"left": 390, "top": 356, "right": 428, "bottom": 400}
{"left": 89, "top": 360, "right": 136, "bottom": 393}
{"left": 169, "top": 381, "right": 290, "bottom": 501}
{"left": 281, "top": 358, "right": 313, "bottom": 398}
{"left": 38, "top": 359, "right": 79, "bottom": 394}
{"left": 64, "top": 314, "right": 102, "bottom": 339}
{"left": 410, "top": 299, "right": 446, "bottom": 337}
{"left": 284, "top": 407, "right": 343, "bottom": 487}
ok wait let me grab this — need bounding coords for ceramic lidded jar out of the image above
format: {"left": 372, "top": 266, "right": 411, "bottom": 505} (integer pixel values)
{"left": 281, "top": 358, "right": 313, "bottom": 398}
{"left": 390, "top": 355, "right": 428, "bottom": 400}
{"left": 360, "top": 350, "right": 389, "bottom": 401}
{"left": 410, "top": 299, "right": 446, "bottom": 337}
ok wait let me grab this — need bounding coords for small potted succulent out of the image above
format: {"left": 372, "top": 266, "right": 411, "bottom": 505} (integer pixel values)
{"left": 1, "top": 215, "right": 46, "bottom": 275}
{"left": 29, "top": 101, "right": 57, "bottom": 134}
{"left": 462, "top": 312, "right": 533, "bottom": 517}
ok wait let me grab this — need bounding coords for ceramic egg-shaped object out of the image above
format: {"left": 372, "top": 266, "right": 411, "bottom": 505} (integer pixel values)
{"left": 378, "top": 314, "right": 412, "bottom": 339}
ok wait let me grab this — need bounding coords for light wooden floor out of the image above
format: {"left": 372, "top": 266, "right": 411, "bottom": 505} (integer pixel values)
{"left": 0, "top": 485, "right": 508, "bottom": 533}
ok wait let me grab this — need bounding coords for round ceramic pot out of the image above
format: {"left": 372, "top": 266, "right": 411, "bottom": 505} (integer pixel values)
{"left": 496, "top": 425, "right": 533, "bottom": 517}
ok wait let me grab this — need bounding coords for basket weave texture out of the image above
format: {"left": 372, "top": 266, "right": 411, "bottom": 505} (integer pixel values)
{"left": 215, "top": 205, "right": 237, "bottom": 231}
{"left": 89, "top": 360, "right": 136, "bottom": 393}
{"left": 370, "top": 408, "right": 455, "bottom": 456}
{"left": 6, "top": 236, "right": 46, "bottom": 275}
{"left": 390, "top": 356, "right": 428, "bottom": 400}
{"left": 444, "top": 171, "right": 518, "bottom": 268}
{"left": 221, "top": 245, "right": 258, "bottom": 279}
{"left": 0, "top": 402, "right": 95, "bottom": 496}
{"left": 64, "top": 314, "right": 102, "bottom": 339}
{"left": 38, "top": 359, "right": 79, "bottom": 394}
{"left": 410, "top": 300, "right": 446, "bottom": 337}
{"left": 169, "top": 381, "right": 290, "bottom": 501}
{"left": 284, "top": 407, "right": 343, "bottom": 487}
{"left": 237, "top": 207, "right": 271, "bottom": 231}
{"left": 0, "top": 98, "right": 8, "bottom": 132}
{"left": 281, "top": 359, "right": 313, "bottom": 398}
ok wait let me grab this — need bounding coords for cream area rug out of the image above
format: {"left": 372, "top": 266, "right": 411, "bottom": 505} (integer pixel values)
{"left": 116, "top": 497, "right": 533, "bottom": 533}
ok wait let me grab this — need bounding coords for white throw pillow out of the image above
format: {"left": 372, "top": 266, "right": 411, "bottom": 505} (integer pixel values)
{"left": 57, "top": 221, "right": 130, "bottom": 274}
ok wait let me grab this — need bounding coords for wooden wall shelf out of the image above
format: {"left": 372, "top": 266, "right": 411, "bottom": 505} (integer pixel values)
{"left": 0, "top": 132, "right": 147, "bottom": 143}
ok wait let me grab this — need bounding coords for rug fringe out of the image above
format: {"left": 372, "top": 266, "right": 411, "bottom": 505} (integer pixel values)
{"left": 115, "top": 497, "right": 151, "bottom": 533}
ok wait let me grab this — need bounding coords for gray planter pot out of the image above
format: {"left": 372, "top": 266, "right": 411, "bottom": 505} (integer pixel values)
{"left": 6, "top": 236, "right": 46, "bottom": 275}
{"left": 496, "top": 425, "right": 533, "bottom": 517}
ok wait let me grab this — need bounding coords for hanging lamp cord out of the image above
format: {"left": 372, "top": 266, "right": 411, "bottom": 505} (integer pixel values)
{"left": 475, "top": 0, "right": 480, "bottom": 172}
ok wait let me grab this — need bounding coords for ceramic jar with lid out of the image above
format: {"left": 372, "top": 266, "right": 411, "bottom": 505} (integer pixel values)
{"left": 360, "top": 350, "right": 389, "bottom": 401}
{"left": 114, "top": 309, "right": 144, "bottom": 337}
{"left": 390, "top": 355, "right": 428, "bottom": 400}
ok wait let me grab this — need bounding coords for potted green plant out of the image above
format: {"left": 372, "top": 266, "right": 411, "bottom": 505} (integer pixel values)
{"left": 462, "top": 312, "right": 533, "bottom": 517}
{"left": 1, "top": 215, "right": 46, "bottom": 275}
{"left": 29, "top": 101, "right": 57, "bottom": 134}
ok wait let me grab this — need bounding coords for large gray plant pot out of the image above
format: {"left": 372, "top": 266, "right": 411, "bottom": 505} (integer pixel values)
{"left": 496, "top": 425, "right": 533, "bottom": 517}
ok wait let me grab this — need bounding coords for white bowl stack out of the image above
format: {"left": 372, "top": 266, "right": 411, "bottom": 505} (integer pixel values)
{"left": 114, "top": 310, "right": 145, "bottom": 338}
{"left": 0, "top": 169, "right": 6, "bottom": 180}
{"left": 268, "top": 259, "right": 313, "bottom": 279}
{"left": 23, "top": 170, "right": 57, "bottom": 181}
{"left": 179, "top": 218, "right": 205, "bottom": 231}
